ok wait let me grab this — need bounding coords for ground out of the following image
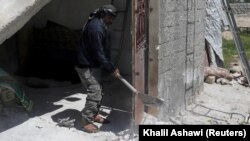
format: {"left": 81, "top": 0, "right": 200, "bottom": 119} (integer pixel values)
{"left": 172, "top": 82, "right": 250, "bottom": 125}
{"left": 0, "top": 78, "right": 249, "bottom": 141}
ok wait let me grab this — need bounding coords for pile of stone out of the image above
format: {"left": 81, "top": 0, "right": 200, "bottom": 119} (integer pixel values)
{"left": 204, "top": 61, "right": 248, "bottom": 86}
{"left": 228, "top": 61, "right": 249, "bottom": 87}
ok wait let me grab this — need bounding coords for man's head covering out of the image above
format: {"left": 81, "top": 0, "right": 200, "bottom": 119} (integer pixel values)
{"left": 82, "top": 4, "right": 117, "bottom": 30}
{"left": 99, "top": 4, "right": 117, "bottom": 17}
{"left": 88, "top": 4, "right": 117, "bottom": 20}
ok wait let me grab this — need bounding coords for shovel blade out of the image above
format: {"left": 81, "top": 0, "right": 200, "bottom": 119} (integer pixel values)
{"left": 137, "top": 92, "right": 164, "bottom": 107}
{"left": 117, "top": 74, "right": 164, "bottom": 107}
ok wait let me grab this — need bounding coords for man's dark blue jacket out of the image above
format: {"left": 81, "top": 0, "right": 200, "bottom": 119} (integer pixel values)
{"left": 76, "top": 17, "right": 115, "bottom": 73}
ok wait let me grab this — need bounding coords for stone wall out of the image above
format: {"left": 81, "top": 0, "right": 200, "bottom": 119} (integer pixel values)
{"left": 156, "top": 0, "right": 206, "bottom": 120}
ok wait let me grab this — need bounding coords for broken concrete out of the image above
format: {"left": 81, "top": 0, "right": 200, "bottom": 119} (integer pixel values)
{"left": 1, "top": 78, "right": 249, "bottom": 141}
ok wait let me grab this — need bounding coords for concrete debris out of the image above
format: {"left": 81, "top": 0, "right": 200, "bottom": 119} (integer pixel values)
{"left": 1, "top": 78, "right": 250, "bottom": 141}
{"left": 57, "top": 117, "right": 75, "bottom": 128}
{"left": 204, "top": 67, "right": 233, "bottom": 81}
{"left": 229, "top": 63, "right": 243, "bottom": 73}
{"left": 204, "top": 66, "right": 249, "bottom": 87}
{"left": 115, "top": 129, "right": 138, "bottom": 141}
{"left": 215, "top": 78, "right": 231, "bottom": 85}
{"left": 235, "top": 76, "right": 249, "bottom": 87}
{"left": 204, "top": 76, "right": 216, "bottom": 84}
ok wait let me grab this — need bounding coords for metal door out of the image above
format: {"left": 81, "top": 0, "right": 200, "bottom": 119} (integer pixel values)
{"left": 132, "top": 0, "right": 146, "bottom": 124}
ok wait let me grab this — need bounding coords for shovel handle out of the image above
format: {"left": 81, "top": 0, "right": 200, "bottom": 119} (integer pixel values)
{"left": 117, "top": 74, "right": 138, "bottom": 94}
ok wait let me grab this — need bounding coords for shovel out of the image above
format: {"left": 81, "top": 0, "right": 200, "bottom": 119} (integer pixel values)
{"left": 117, "top": 73, "right": 164, "bottom": 107}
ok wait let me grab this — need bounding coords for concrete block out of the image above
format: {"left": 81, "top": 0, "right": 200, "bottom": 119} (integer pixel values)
{"left": 160, "top": 12, "right": 175, "bottom": 27}
{"left": 196, "top": 0, "right": 206, "bottom": 10}
{"left": 187, "top": 32, "right": 195, "bottom": 54}
{"left": 188, "top": 0, "right": 195, "bottom": 11}
{"left": 204, "top": 76, "right": 216, "bottom": 84}
{"left": 173, "top": 37, "right": 186, "bottom": 53}
{"left": 195, "top": 20, "right": 205, "bottom": 35}
{"left": 175, "top": 23, "right": 188, "bottom": 39}
{"left": 195, "top": 9, "right": 206, "bottom": 22}
{"left": 194, "top": 32, "right": 205, "bottom": 46}
{"left": 161, "top": 0, "right": 176, "bottom": 12}
{"left": 186, "top": 55, "right": 194, "bottom": 89}
{"left": 185, "top": 87, "right": 194, "bottom": 106}
{"left": 159, "top": 26, "right": 175, "bottom": 44}
{"left": 188, "top": 9, "right": 195, "bottom": 23}
{"left": 157, "top": 0, "right": 205, "bottom": 120}
{"left": 176, "top": 0, "right": 188, "bottom": 11}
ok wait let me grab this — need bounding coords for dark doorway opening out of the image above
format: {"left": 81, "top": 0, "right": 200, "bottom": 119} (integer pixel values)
{"left": 20, "top": 21, "right": 80, "bottom": 84}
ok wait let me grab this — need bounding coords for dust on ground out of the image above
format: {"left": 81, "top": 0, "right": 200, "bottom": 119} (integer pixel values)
{"left": 178, "top": 82, "right": 250, "bottom": 125}
{"left": 0, "top": 78, "right": 250, "bottom": 141}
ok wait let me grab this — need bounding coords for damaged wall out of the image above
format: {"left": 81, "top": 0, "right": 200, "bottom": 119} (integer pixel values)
{"left": 0, "top": 0, "right": 132, "bottom": 78}
{"left": 148, "top": 0, "right": 206, "bottom": 120}
{"left": 0, "top": 0, "right": 52, "bottom": 45}
{"left": 30, "top": 0, "right": 111, "bottom": 29}
{"left": 0, "top": 0, "right": 52, "bottom": 73}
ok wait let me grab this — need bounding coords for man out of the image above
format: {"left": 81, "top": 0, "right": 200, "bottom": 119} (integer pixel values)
{"left": 75, "top": 4, "right": 120, "bottom": 133}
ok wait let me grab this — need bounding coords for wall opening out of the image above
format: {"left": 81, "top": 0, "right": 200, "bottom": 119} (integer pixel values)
{"left": 0, "top": 0, "right": 132, "bottom": 86}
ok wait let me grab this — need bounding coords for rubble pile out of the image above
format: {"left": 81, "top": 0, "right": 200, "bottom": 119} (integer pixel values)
{"left": 204, "top": 61, "right": 249, "bottom": 87}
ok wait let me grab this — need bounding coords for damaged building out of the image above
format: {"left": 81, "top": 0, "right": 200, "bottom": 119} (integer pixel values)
{"left": 0, "top": 0, "right": 205, "bottom": 130}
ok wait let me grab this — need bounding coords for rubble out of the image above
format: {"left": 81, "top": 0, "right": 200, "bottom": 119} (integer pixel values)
{"left": 204, "top": 63, "right": 249, "bottom": 87}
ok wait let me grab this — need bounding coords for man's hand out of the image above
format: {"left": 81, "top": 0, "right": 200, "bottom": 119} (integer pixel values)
{"left": 112, "top": 68, "right": 120, "bottom": 78}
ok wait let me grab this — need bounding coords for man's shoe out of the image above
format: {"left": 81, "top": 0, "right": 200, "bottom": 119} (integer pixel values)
{"left": 83, "top": 123, "right": 99, "bottom": 133}
{"left": 93, "top": 115, "right": 110, "bottom": 124}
